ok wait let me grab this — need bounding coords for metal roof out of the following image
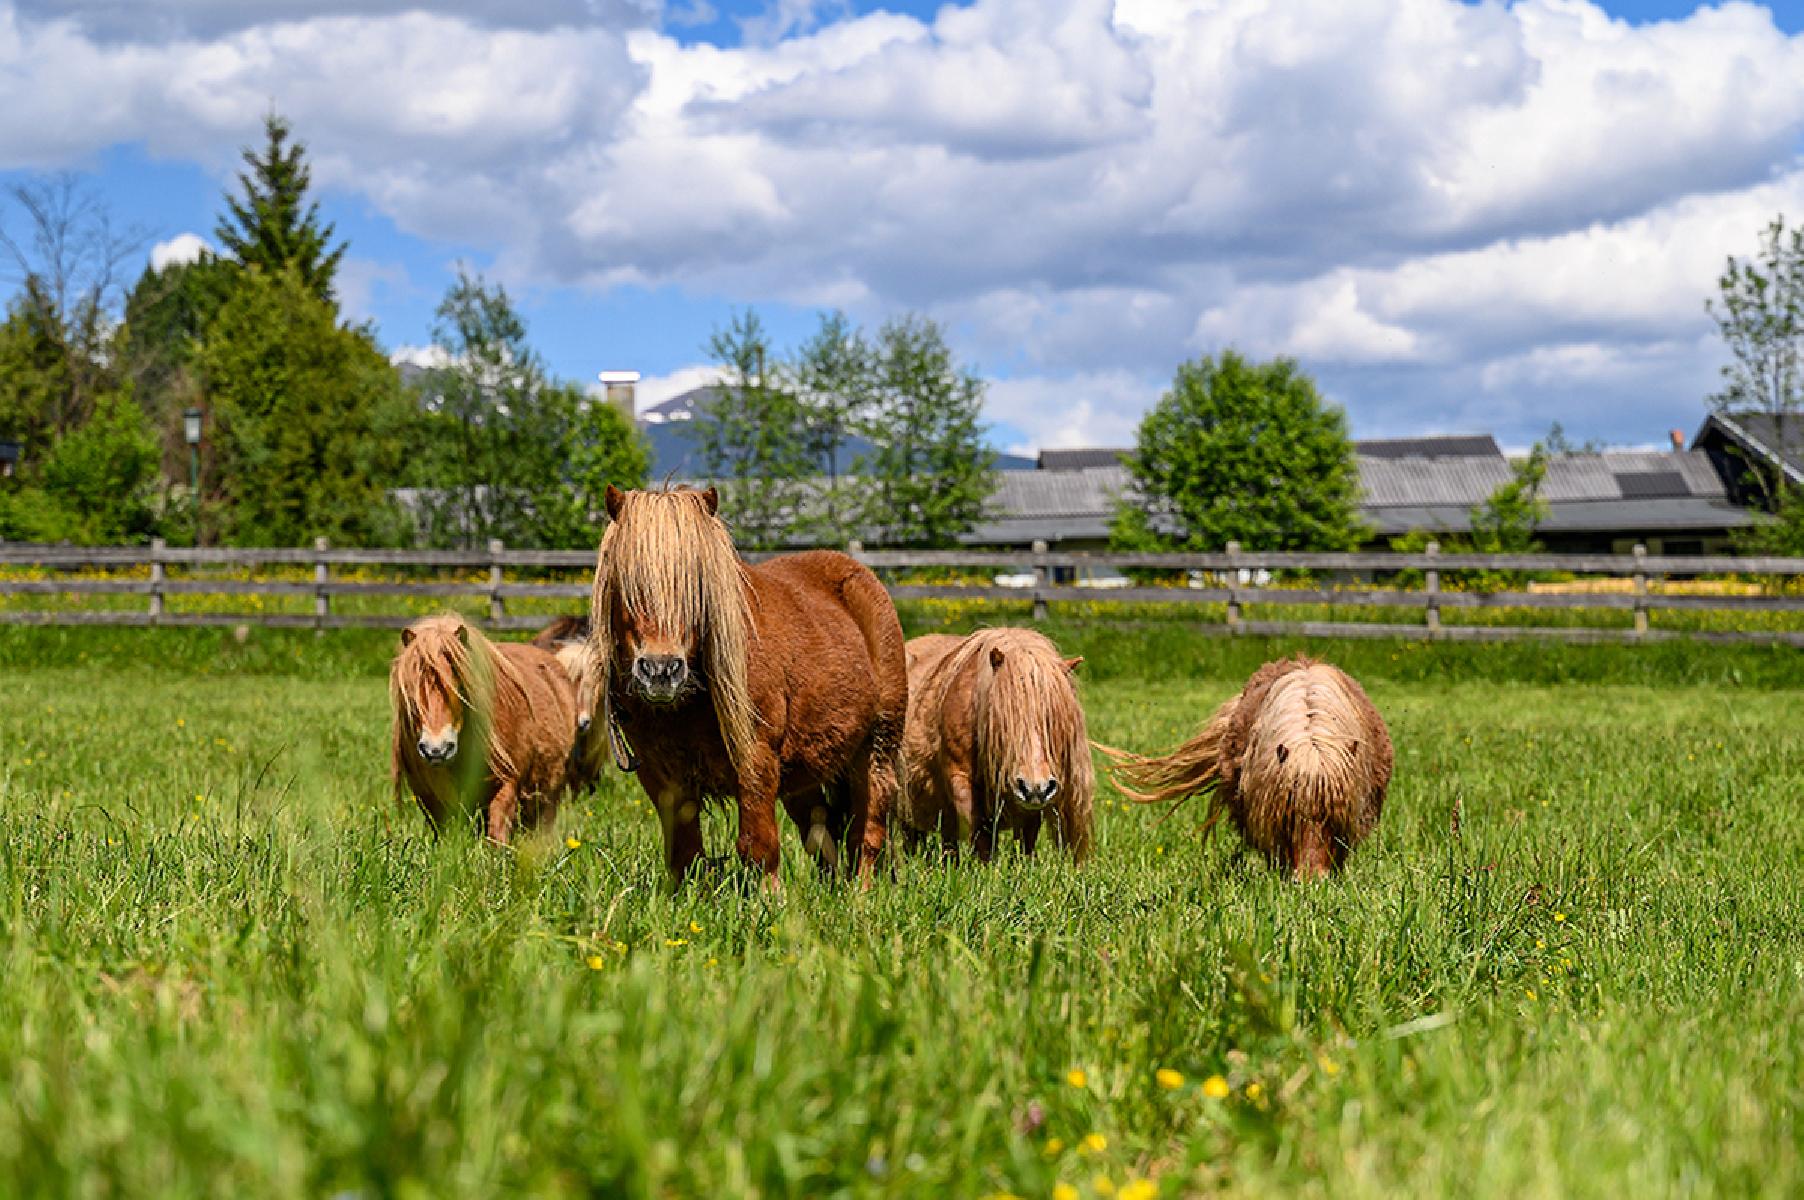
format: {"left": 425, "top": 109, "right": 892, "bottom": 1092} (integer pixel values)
{"left": 1354, "top": 435, "right": 1502, "bottom": 460}
{"left": 1038, "top": 448, "right": 1129, "bottom": 471}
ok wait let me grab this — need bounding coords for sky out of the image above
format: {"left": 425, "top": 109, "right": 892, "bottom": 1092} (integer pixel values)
{"left": 2, "top": 0, "right": 1803, "bottom": 454}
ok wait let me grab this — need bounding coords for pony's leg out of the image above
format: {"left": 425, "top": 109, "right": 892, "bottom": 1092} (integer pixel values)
{"left": 1017, "top": 812, "right": 1044, "bottom": 856}
{"left": 654, "top": 783, "right": 705, "bottom": 883}
{"left": 486, "top": 780, "right": 520, "bottom": 845}
{"left": 733, "top": 756, "right": 784, "bottom": 885}
{"left": 935, "top": 802, "right": 960, "bottom": 860}
{"left": 845, "top": 741, "right": 901, "bottom": 884}
{"left": 946, "top": 773, "right": 975, "bottom": 854}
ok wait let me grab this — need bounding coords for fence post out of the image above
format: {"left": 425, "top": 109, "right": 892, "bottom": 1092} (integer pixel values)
{"left": 489, "top": 539, "right": 506, "bottom": 624}
{"left": 1031, "top": 539, "right": 1049, "bottom": 622}
{"left": 847, "top": 540, "right": 863, "bottom": 561}
{"left": 148, "top": 537, "right": 166, "bottom": 624}
{"left": 313, "top": 537, "right": 330, "bottom": 631}
{"left": 1632, "top": 542, "right": 1648, "bottom": 639}
{"left": 1225, "top": 540, "right": 1242, "bottom": 633}
{"left": 1425, "top": 540, "right": 1441, "bottom": 635}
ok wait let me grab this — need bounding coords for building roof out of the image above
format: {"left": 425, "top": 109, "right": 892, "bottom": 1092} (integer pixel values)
{"left": 1353, "top": 434, "right": 1503, "bottom": 460}
{"left": 1038, "top": 448, "right": 1129, "bottom": 471}
{"left": 1692, "top": 411, "right": 1804, "bottom": 486}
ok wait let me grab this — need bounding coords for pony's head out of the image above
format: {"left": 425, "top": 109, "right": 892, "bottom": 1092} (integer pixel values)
{"left": 971, "top": 631, "right": 1087, "bottom": 813}
{"left": 390, "top": 613, "right": 511, "bottom": 774}
{"left": 589, "top": 484, "right": 756, "bottom": 769}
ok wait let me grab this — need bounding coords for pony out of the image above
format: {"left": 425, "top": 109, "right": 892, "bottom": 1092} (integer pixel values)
{"left": 583, "top": 485, "right": 907, "bottom": 885}
{"left": 898, "top": 628, "right": 1093, "bottom": 862}
{"left": 531, "top": 615, "right": 605, "bottom": 794}
{"left": 390, "top": 613, "right": 580, "bottom": 844}
{"left": 1104, "top": 655, "right": 1391, "bottom": 879}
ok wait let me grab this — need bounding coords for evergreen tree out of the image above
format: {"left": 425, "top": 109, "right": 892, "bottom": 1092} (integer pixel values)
{"left": 410, "top": 270, "right": 649, "bottom": 549}
{"left": 858, "top": 315, "right": 994, "bottom": 548}
{"left": 685, "top": 309, "right": 815, "bottom": 550}
{"left": 121, "top": 254, "right": 231, "bottom": 485}
{"left": 198, "top": 267, "right": 408, "bottom": 546}
{"left": 215, "top": 114, "right": 346, "bottom": 303}
{"left": 1111, "top": 351, "right": 1366, "bottom": 552}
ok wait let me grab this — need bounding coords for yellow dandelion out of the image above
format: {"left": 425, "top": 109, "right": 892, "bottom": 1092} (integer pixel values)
{"left": 1093, "top": 1175, "right": 1117, "bottom": 1197}
{"left": 1535, "top": 939, "right": 1545, "bottom": 949}
{"left": 690, "top": 921, "right": 703, "bottom": 934}
{"left": 1066, "top": 1068, "right": 1088, "bottom": 1089}
{"left": 1155, "top": 1068, "right": 1184, "bottom": 1090}
{"left": 1119, "top": 1181, "right": 1157, "bottom": 1200}
{"left": 1553, "top": 912, "right": 1567, "bottom": 923}
{"left": 586, "top": 955, "right": 605, "bottom": 970}
{"left": 1053, "top": 1185, "right": 1079, "bottom": 1200}
{"left": 176, "top": 718, "right": 185, "bottom": 728}
{"left": 566, "top": 836, "right": 582, "bottom": 849}
{"left": 1202, "top": 1075, "right": 1230, "bottom": 1099}
{"left": 1245, "top": 1081, "right": 1263, "bottom": 1099}
{"left": 664, "top": 938, "right": 688, "bottom": 947}
{"left": 1525, "top": 988, "right": 1537, "bottom": 1001}
{"left": 1082, "top": 1132, "right": 1107, "bottom": 1153}
{"left": 1317, "top": 1057, "right": 1341, "bottom": 1077}
{"left": 1044, "top": 1137, "right": 1065, "bottom": 1156}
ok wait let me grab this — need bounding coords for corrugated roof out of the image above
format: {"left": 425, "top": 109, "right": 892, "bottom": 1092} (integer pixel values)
{"left": 1039, "top": 448, "right": 1129, "bottom": 471}
{"left": 1354, "top": 435, "right": 1502, "bottom": 460}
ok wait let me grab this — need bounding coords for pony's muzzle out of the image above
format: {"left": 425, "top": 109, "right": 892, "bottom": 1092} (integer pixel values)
{"left": 1012, "top": 776, "right": 1060, "bottom": 809}
{"left": 418, "top": 732, "right": 459, "bottom": 764}
{"left": 631, "top": 654, "right": 689, "bottom": 703}
{"left": 576, "top": 713, "right": 592, "bottom": 735}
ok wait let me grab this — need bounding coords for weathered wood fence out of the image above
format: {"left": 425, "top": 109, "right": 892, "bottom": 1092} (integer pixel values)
{"left": 4, "top": 538, "right": 1804, "bottom": 645}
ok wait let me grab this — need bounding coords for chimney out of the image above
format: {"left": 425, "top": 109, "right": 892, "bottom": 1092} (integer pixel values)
{"left": 1669, "top": 428, "right": 1685, "bottom": 452}
{"left": 598, "top": 370, "right": 641, "bottom": 421}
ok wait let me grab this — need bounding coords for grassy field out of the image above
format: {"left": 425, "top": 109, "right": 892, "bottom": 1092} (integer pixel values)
{"left": 0, "top": 621, "right": 1799, "bottom": 1197}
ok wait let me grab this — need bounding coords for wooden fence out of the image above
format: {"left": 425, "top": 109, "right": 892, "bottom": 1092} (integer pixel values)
{"left": 4, "top": 537, "right": 1804, "bottom": 644}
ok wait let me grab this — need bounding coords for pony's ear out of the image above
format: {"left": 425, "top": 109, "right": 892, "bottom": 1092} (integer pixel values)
{"left": 1063, "top": 655, "right": 1085, "bottom": 673}
{"left": 605, "top": 484, "right": 625, "bottom": 521}
{"left": 455, "top": 623, "right": 469, "bottom": 645}
{"left": 699, "top": 486, "right": 719, "bottom": 516}
{"left": 400, "top": 627, "right": 416, "bottom": 648}
{"left": 989, "top": 646, "right": 1005, "bottom": 670}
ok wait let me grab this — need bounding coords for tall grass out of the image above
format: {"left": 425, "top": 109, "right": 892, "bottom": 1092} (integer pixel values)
{"left": 0, "top": 625, "right": 1797, "bottom": 1196}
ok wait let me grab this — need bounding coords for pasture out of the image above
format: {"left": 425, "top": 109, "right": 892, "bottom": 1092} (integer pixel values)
{"left": 0, "top": 620, "right": 1799, "bottom": 1197}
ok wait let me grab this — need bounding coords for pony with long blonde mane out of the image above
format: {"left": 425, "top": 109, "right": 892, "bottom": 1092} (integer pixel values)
{"left": 531, "top": 615, "right": 604, "bottom": 794}
{"left": 899, "top": 628, "right": 1093, "bottom": 862}
{"left": 390, "top": 613, "right": 580, "bottom": 843}
{"left": 1104, "top": 655, "right": 1391, "bottom": 878}
{"left": 583, "top": 485, "right": 907, "bottom": 885}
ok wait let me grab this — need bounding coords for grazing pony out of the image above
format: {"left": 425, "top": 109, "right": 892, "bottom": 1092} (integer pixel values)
{"left": 1104, "top": 655, "right": 1391, "bottom": 879}
{"left": 532, "top": 615, "right": 605, "bottom": 794}
{"left": 390, "top": 613, "right": 579, "bottom": 843}
{"left": 899, "top": 628, "right": 1093, "bottom": 862}
{"left": 584, "top": 485, "right": 907, "bottom": 884}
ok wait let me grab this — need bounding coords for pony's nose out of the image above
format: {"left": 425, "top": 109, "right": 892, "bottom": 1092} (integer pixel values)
{"left": 1013, "top": 776, "right": 1060, "bottom": 806}
{"left": 576, "top": 714, "right": 592, "bottom": 735}
{"left": 418, "top": 735, "right": 457, "bottom": 763}
{"left": 633, "top": 655, "right": 685, "bottom": 689}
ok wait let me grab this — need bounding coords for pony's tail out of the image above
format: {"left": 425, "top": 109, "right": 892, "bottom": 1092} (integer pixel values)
{"left": 1096, "top": 694, "right": 1239, "bottom": 823}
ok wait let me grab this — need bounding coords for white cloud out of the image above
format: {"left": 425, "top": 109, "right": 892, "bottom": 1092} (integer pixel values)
{"left": 389, "top": 343, "right": 451, "bottom": 371}
{"left": 985, "top": 369, "right": 1161, "bottom": 454}
{"left": 619, "top": 363, "right": 718, "bottom": 415}
{"left": 2, "top": 0, "right": 1803, "bottom": 444}
{"left": 149, "top": 231, "right": 209, "bottom": 270}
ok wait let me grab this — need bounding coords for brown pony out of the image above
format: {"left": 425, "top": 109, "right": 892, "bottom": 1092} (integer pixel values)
{"left": 390, "top": 613, "right": 579, "bottom": 843}
{"left": 1105, "top": 655, "right": 1391, "bottom": 878}
{"left": 584, "top": 485, "right": 907, "bottom": 884}
{"left": 532, "top": 615, "right": 605, "bottom": 794}
{"left": 899, "top": 628, "right": 1093, "bottom": 862}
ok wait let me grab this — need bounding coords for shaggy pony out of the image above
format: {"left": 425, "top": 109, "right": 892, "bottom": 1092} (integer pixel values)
{"left": 390, "top": 613, "right": 579, "bottom": 843}
{"left": 1105, "top": 655, "right": 1391, "bottom": 878}
{"left": 531, "top": 615, "right": 604, "bottom": 794}
{"left": 583, "top": 485, "right": 907, "bottom": 885}
{"left": 900, "top": 628, "right": 1092, "bottom": 862}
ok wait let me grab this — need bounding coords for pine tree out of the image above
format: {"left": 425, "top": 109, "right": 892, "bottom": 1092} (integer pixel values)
{"left": 215, "top": 114, "right": 346, "bottom": 303}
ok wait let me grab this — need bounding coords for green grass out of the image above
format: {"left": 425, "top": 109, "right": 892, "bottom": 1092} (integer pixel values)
{"left": 0, "top": 624, "right": 1799, "bottom": 1197}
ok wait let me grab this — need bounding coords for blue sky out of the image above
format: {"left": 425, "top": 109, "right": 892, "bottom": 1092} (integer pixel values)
{"left": 3, "top": 0, "right": 1803, "bottom": 452}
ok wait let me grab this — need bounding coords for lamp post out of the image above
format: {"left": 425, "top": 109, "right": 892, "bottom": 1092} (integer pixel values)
{"left": 183, "top": 407, "right": 202, "bottom": 496}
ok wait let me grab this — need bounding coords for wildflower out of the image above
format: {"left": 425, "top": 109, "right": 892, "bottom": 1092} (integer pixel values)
{"left": 586, "top": 955, "right": 605, "bottom": 970}
{"left": 1066, "top": 1068, "right": 1088, "bottom": 1089}
{"left": 1553, "top": 912, "right": 1567, "bottom": 923}
{"left": 1093, "top": 1175, "right": 1117, "bottom": 1196}
{"left": 1525, "top": 989, "right": 1537, "bottom": 1001}
{"left": 1245, "top": 1081, "right": 1263, "bottom": 1100}
{"left": 1120, "top": 1181, "right": 1157, "bottom": 1200}
{"left": 1082, "top": 1133, "right": 1107, "bottom": 1153}
{"left": 664, "top": 938, "right": 688, "bottom": 947}
{"left": 1053, "top": 1185, "right": 1079, "bottom": 1200}
{"left": 1535, "top": 939, "right": 1545, "bottom": 950}
{"left": 1155, "top": 1068, "right": 1184, "bottom": 1090}
{"left": 566, "top": 836, "right": 582, "bottom": 849}
{"left": 1317, "top": 1057, "right": 1340, "bottom": 1076}
{"left": 176, "top": 718, "right": 185, "bottom": 728}
{"left": 1202, "top": 1075, "right": 1230, "bottom": 1099}
{"left": 1044, "top": 1138, "right": 1065, "bottom": 1156}
{"left": 690, "top": 921, "right": 703, "bottom": 934}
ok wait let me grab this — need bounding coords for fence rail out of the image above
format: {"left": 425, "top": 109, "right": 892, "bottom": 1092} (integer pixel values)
{"left": 4, "top": 537, "right": 1804, "bottom": 645}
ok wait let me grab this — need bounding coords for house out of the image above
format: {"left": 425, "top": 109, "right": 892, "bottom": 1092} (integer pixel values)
{"left": 1690, "top": 411, "right": 1804, "bottom": 507}
{"left": 963, "top": 434, "right": 1761, "bottom": 553}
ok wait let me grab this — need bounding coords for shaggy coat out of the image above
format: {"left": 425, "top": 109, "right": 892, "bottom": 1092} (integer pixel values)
{"left": 390, "top": 613, "right": 579, "bottom": 843}
{"left": 900, "top": 628, "right": 1093, "bottom": 862}
{"left": 1106, "top": 655, "right": 1391, "bottom": 878}
{"left": 583, "top": 485, "right": 907, "bottom": 884}
{"left": 531, "top": 615, "right": 605, "bottom": 794}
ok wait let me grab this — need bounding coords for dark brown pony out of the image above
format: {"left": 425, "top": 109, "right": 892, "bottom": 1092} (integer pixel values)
{"left": 899, "top": 628, "right": 1093, "bottom": 862}
{"left": 390, "top": 613, "right": 579, "bottom": 843}
{"left": 1104, "top": 655, "right": 1391, "bottom": 878}
{"left": 584, "top": 485, "right": 908, "bottom": 885}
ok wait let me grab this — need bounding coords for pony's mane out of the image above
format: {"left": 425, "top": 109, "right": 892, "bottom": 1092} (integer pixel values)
{"left": 941, "top": 628, "right": 1092, "bottom": 808}
{"left": 1240, "top": 662, "right": 1368, "bottom": 822}
{"left": 588, "top": 487, "right": 756, "bottom": 771}
{"left": 390, "top": 614, "right": 523, "bottom": 778}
